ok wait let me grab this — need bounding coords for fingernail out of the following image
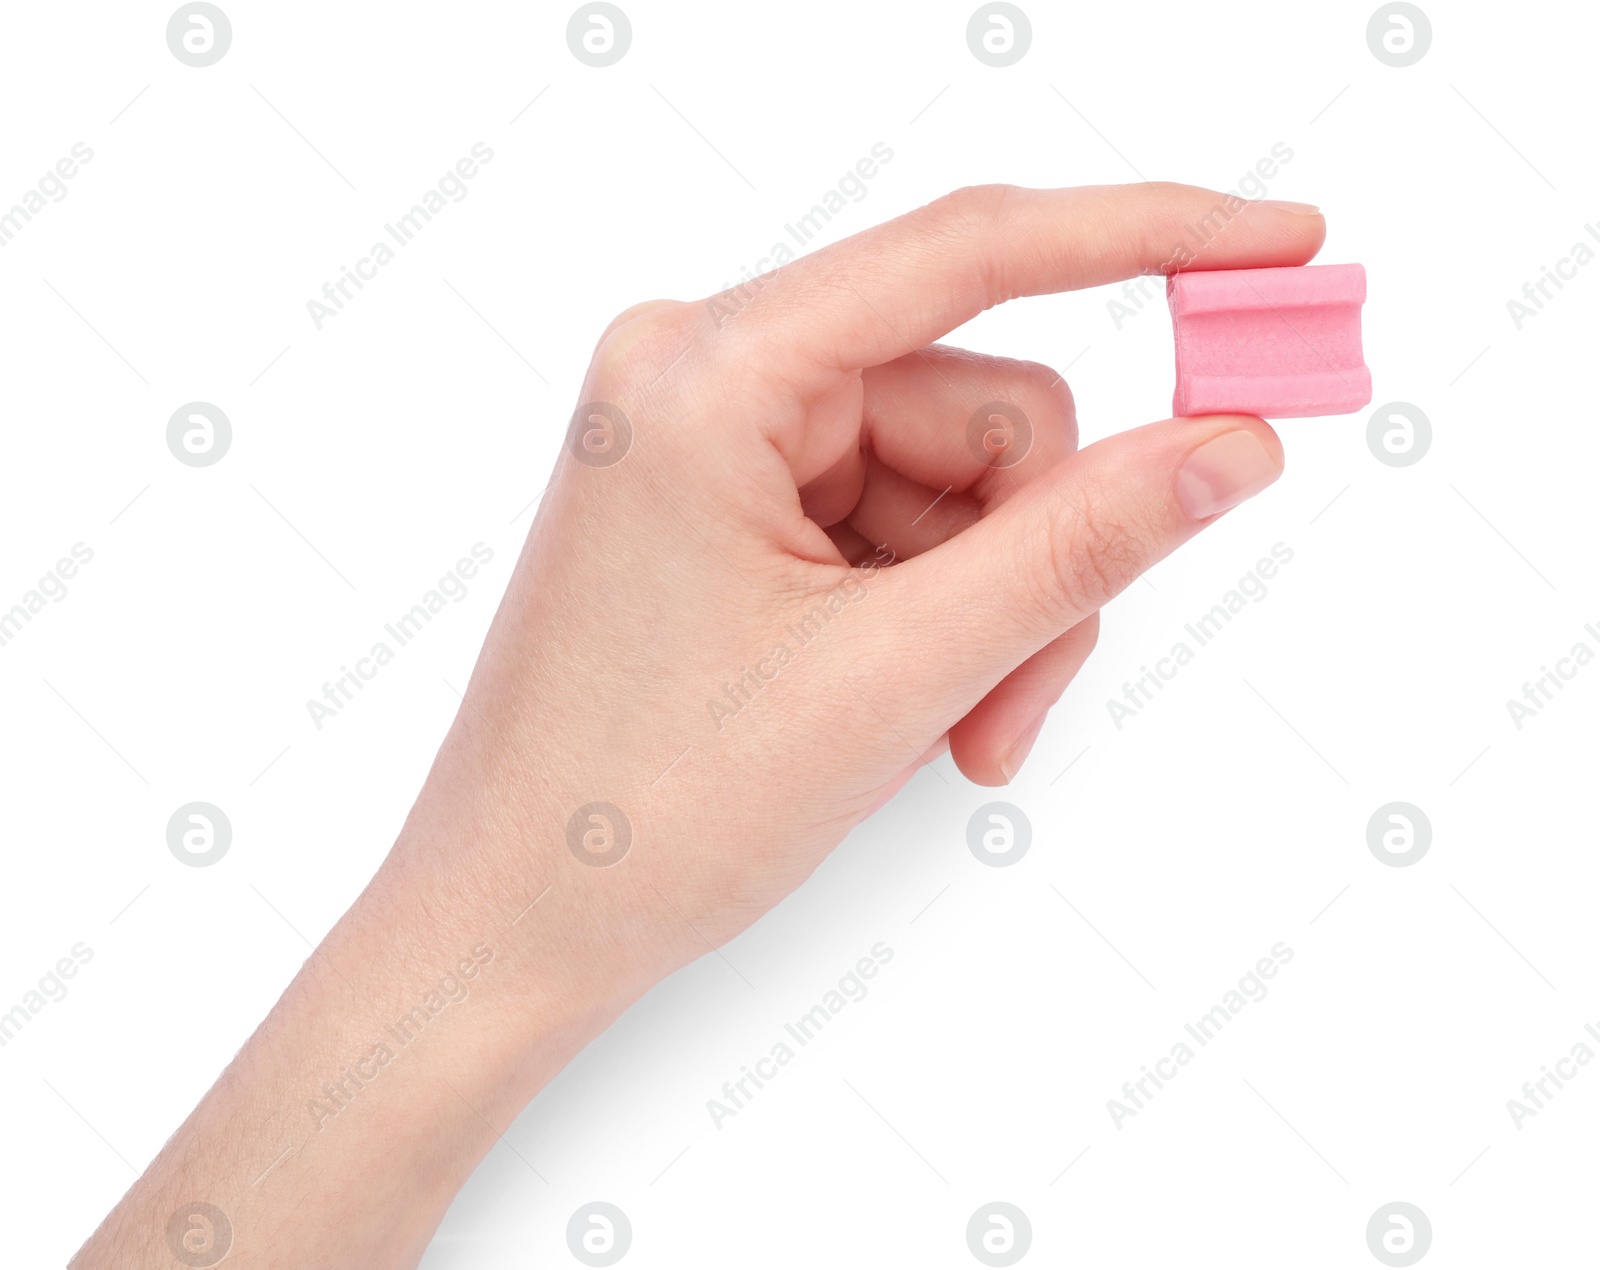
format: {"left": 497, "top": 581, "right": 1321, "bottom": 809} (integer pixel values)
{"left": 999, "top": 713, "right": 1047, "bottom": 783}
{"left": 1257, "top": 199, "right": 1321, "bottom": 216}
{"left": 1176, "top": 430, "right": 1281, "bottom": 520}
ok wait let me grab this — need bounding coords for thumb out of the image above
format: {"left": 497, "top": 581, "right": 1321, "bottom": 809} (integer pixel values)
{"left": 871, "top": 414, "right": 1283, "bottom": 729}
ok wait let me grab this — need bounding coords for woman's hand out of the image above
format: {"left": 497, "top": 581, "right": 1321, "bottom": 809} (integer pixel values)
{"left": 439, "top": 181, "right": 1320, "bottom": 982}
{"left": 72, "top": 180, "right": 1323, "bottom": 1270}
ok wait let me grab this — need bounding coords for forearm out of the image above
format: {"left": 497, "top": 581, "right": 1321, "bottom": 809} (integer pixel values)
{"left": 71, "top": 761, "right": 645, "bottom": 1270}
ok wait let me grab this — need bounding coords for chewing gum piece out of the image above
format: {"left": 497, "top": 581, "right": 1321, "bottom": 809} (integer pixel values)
{"left": 1168, "top": 264, "right": 1370, "bottom": 418}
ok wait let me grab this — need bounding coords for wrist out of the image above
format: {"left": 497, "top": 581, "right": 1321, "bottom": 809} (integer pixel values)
{"left": 380, "top": 749, "right": 673, "bottom": 1098}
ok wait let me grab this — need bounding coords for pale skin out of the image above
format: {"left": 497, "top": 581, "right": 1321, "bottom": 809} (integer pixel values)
{"left": 71, "top": 182, "right": 1324, "bottom": 1268}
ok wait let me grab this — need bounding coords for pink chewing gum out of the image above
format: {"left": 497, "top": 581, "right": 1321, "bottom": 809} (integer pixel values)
{"left": 1167, "top": 263, "right": 1371, "bottom": 418}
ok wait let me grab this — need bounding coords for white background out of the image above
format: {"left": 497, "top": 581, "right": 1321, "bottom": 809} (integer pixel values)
{"left": 2, "top": 1, "right": 1594, "bottom": 1265}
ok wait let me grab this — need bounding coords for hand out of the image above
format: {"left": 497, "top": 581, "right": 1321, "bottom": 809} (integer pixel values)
{"left": 442, "top": 180, "right": 1320, "bottom": 979}
{"left": 72, "top": 180, "right": 1323, "bottom": 1270}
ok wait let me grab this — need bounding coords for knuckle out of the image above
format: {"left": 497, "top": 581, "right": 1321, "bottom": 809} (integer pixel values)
{"left": 590, "top": 302, "right": 698, "bottom": 389}
{"left": 597, "top": 301, "right": 657, "bottom": 344}
{"left": 1034, "top": 490, "right": 1148, "bottom": 622}
{"left": 1010, "top": 358, "right": 1076, "bottom": 427}
{"left": 928, "top": 183, "right": 1016, "bottom": 235}
{"left": 974, "top": 360, "right": 1077, "bottom": 473}
{"left": 599, "top": 298, "right": 683, "bottom": 339}
{"left": 924, "top": 185, "right": 1024, "bottom": 315}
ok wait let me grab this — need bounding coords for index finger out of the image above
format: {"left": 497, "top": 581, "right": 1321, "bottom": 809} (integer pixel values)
{"left": 719, "top": 182, "right": 1325, "bottom": 375}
